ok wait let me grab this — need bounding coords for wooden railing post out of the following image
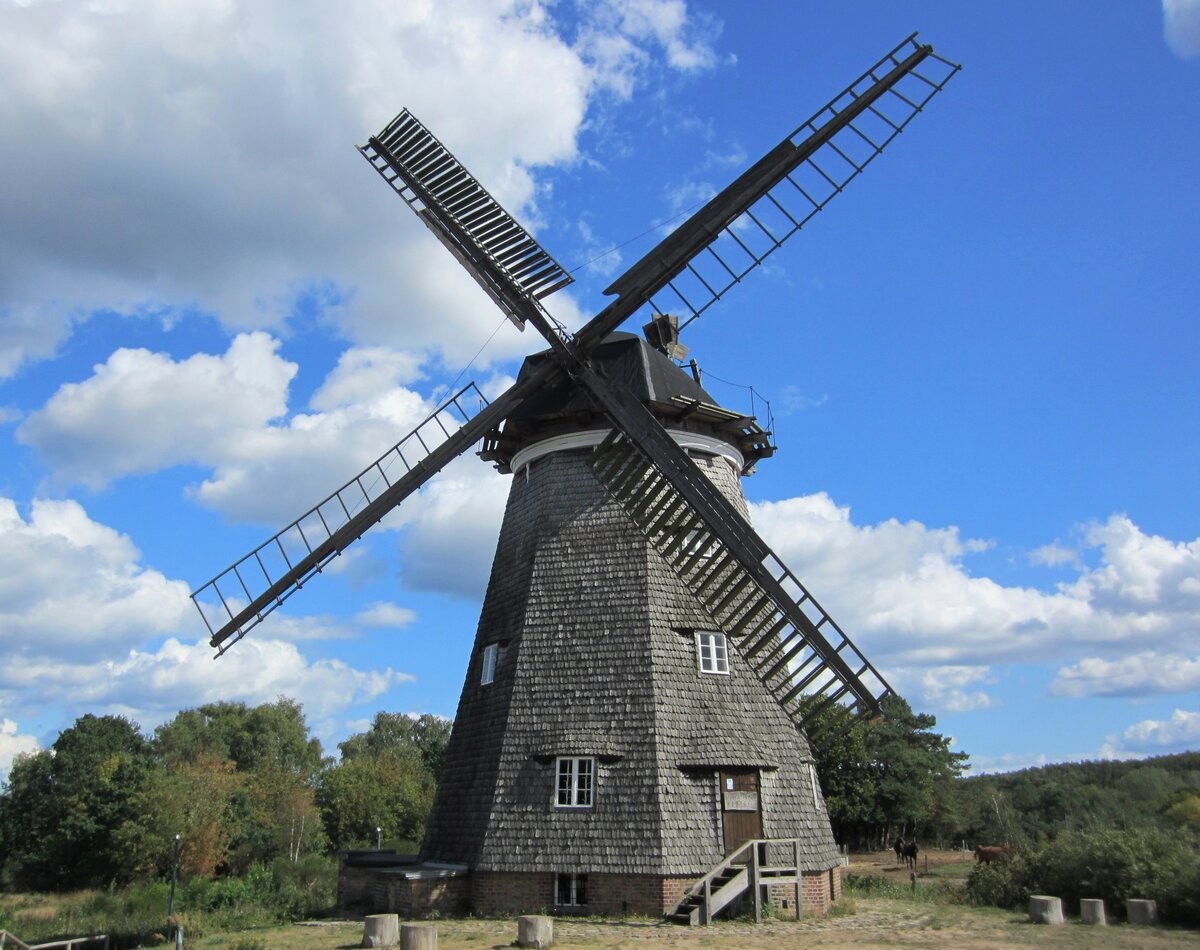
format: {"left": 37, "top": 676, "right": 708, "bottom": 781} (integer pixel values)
{"left": 793, "top": 838, "right": 803, "bottom": 917}
{"left": 751, "top": 839, "right": 762, "bottom": 923}
{"left": 703, "top": 877, "right": 712, "bottom": 926}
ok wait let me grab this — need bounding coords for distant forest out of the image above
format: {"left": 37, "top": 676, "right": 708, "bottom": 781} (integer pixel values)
{"left": 1, "top": 696, "right": 1197, "bottom": 893}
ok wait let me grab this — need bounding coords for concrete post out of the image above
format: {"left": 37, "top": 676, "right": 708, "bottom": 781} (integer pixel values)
{"left": 517, "top": 915, "right": 553, "bottom": 948}
{"left": 1127, "top": 900, "right": 1158, "bottom": 925}
{"left": 400, "top": 922, "right": 437, "bottom": 950}
{"left": 1080, "top": 899, "right": 1106, "bottom": 925}
{"left": 1028, "top": 895, "right": 1064, "bottom": 924}
{"left": 361, "top": 913, "right": 400, "bottom": 947}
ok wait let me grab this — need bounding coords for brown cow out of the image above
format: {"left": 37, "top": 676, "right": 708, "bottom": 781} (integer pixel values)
{"left": 974, "top": 845, "right": 1012, "bottom": 863}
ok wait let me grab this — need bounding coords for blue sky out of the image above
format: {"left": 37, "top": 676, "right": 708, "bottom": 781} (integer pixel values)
{"left": 1, "top": 0, "right": 1198, "bottom": 778}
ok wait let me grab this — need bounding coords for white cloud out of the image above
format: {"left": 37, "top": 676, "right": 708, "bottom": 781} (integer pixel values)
{"left": 1030, "top": 542, "right": 1079, "bottom": 568}
{"left": 0, "top": 496, "right": 191, "bottom": 659}
{"left": 19, "top": 333, "right": 442, "bottom": 524}
{"left": 393, "top": 455, "right": 511, "bottom": 599}
{"left": 3, "top": 636, "right": 407, "bottom": 731}
{"left": 1108, "top": 708, "right": 1200, "bottom": 756}
{"left": 750, "top": 499, "right": 1200, "bottom": 670}
{"left": 0, "top": 719, "right": 39, "bottom": 782}
{"left": 1164, "top": 0, "right": 1200, "bottom": 58}
{"left": 895, "top": 664, "right": 998, "bottom": 713}
{"left": 19, "top": 332, "right": 296, "bottom": 488}
{"left": 310, "top": 347, "right": 425, "bottom": 411}
{"left": 356, "top": 602, "right": 418, "bottom": 629}
{"left": 1052, "top": 652, "right": 1200, "bottom": 698}
{"left": 0, "top": 0, "right": 723, "bottom": 378}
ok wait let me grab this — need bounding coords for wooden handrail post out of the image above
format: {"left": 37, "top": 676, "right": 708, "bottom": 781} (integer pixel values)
{"left": 794, "top": 839, "right": 802, "bottom": 917}
{"left": 751, "top": 839, "right": 762, "bottom": 923}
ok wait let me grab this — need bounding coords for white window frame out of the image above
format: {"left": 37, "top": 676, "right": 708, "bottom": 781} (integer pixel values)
{"left": 555, "top": 756, "right": 595, "bottom": 808}
{"left": 696, "top": 631, "right": 730, "bottom": 675}
{"left": 480, "top": 643, "right": 498, "bottom": 686}
{"left": 554, "top": 872, "right": 588, "bottom": 907}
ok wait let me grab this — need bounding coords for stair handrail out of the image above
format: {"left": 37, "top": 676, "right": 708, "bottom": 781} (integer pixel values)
{"left": 682, "top": 839, "right": 756, "bottom": 902}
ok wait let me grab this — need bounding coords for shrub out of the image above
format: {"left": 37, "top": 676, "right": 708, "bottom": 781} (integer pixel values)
{"left": 965, "top": 829, "right": 1200, "bottom": 925}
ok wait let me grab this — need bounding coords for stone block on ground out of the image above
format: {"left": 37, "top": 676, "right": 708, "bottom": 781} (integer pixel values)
{"left": 518, "top": 915, "right": 553, "bottom": 948}
{"left": 362, "top": 913, "right": 400, "bottom": 947}
{"left": 1127, "top": 899, "right": 1158, "bottom": 925}
{"left": 1028, "top": 895, "right": 1064, "bottom": 925}
{"left": 1080, "top": 898, "right": 1106, "bottom": 925}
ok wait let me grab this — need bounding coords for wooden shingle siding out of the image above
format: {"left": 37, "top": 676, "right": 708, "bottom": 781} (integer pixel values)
{"left": 420, "top": 336, "right": 841, "bottom": 902}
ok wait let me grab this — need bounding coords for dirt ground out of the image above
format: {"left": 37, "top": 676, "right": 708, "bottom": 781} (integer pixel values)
{"left": 206, "top": 903, "right": 1199, "bottom": 950}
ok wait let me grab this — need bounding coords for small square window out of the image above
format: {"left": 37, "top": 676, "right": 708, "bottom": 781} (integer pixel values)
{"left": 480, "top": 643, "right": 498, "bottom": 685}
{"left": 696, "top": 632, "right": 729, "bottom": 675}
{"left": 555, "top": 757, "right": 594, "bottom": 808}
{"left": 555, "top": 872, "right": 588, "bottom": 906}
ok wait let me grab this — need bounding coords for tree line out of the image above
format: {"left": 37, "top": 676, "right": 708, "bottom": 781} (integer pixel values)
{"left": 3, "top": 694, "right": 1195, "bottom": 894}
{"left": 0, "top": 700, "right": 449, "bottom": 891}
{"left": 803, "top": 695, "right": 1200, "bottom": 850}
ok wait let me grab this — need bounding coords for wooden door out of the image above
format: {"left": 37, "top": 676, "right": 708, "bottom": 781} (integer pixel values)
{"left": 720, "top": 770, "right": 762, "bottom": 853}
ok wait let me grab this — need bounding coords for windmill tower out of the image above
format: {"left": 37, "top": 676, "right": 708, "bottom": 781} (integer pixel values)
{"left": 191, "top": 34, "right": 959, "bottom": 922}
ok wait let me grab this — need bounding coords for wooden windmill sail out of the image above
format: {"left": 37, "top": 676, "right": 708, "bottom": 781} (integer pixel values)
{"left": 192, "top": 33, "right": 959, "bottom": 919}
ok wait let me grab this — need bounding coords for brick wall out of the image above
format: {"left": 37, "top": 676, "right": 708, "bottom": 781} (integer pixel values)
{"left": 373, "top": 874, "right": 470, "bottom": 916}
{"left": 337, "top": 862, "right": 375, "bottom": 912}
{"left": 472, "top": 872, "right": 696, "bottom": 917}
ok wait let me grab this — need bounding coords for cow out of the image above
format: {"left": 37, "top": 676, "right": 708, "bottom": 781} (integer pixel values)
{"left": 974, "top": 845, "right": 1012, "bottom": 864}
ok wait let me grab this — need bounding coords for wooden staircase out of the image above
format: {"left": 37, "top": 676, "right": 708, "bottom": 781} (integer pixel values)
{"left": 667, "top": 838, "right": 808, "bottom": 926}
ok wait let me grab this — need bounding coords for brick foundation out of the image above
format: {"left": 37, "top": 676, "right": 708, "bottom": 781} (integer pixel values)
{"left": 763, "top": 866, "right": 841, "bottom": 918}
{"left": 472, "top": 871, "right": 696, "bottom": 917}
{"left": 372, "top": 870, "right": 471, "bottom": 916}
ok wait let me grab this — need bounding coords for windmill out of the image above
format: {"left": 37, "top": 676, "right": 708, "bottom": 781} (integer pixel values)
{"left": 192, "top": 34, "right": 959, "bottom": 921}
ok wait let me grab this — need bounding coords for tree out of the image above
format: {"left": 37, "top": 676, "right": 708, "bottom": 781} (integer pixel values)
{"left": 317, "top": 746, "right": 435, "bottom": 850}
{"left": 116, "top": 753, "right": 241, "bottom": 878}
{"left": 152, "top": 699, "right": 327, "bottom": 869}
{"left": 803, "top": 695, "right": 966, "bottom": 849}
{"left": 338, "top": 712, "right": 452, "bottom": 777}
{"left": 800, "top": 701, "right": 876, "bottom": 843}
{"left": 0, "top": 714, "right": 153, "bottom": 889}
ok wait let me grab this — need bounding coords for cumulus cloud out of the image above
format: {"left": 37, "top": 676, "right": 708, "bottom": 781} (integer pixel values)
{"left": 0, "top": 0, "right": 724, "bottom": 378}
{"left": 393, "top": 454, "right": 511, "bottom": 599}
{"left": 750, "top": 499, "right": 1200, "bottom": 670}
{"left": 19, "top": 332, "right": 296, "bottom": 488}
{"left": 895, "top": 665, "right": 998, "bottom": 713}
{"left": 20, "top": 334, "right": 446, "bottom": 524}
{"left": 355, "top": 602, "right": 418, "bottom": 629}
{"left": 1052, "top": 652, "right": 1200, "bottom": 698}
{"left": 0, "top": 496, "right": 191, "bottom": 658}
{"left": 1107, "top": 708, "right": 1200, "bottom": 757}
{"left": 0, "top": 718, "right": 39, "bottom": 782}
{"left": 3, "top": 637, "right": 406, "bottom": 731}
{"left": 1164, "top": 0, "right": 1200, "bottom": 58}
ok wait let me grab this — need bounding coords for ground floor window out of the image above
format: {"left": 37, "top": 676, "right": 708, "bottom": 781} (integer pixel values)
{"left": 555, "top": 872, "right": 588, "bottom": 907}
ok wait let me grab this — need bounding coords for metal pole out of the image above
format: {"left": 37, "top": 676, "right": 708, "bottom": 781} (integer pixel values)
{"left": 376, "top": 826, "right": 382, "bottom": 849}
{"left": 167, "top": 833, "right": 181, "bottom": 935}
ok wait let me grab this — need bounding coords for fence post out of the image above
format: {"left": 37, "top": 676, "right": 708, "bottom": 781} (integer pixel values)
{"left": 751, "top": 841, "right": 762, "bottom": 923}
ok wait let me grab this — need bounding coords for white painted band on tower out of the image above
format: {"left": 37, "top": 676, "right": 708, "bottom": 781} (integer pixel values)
{"left": 510, "top": 429, "right": 745, "bottom": 476}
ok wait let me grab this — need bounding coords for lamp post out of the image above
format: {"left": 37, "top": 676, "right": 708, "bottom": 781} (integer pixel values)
{"left": 376, "top": 826, "right": 382, "bottom": 849}
{"left": 168, "top": 833, "right": 181, "bottom": 938}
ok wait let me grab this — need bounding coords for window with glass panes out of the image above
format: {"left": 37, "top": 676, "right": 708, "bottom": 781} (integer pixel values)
{"left": 555, "top": 756, "right": 594, "bottom": 808}
{"left": 696, "top": 631, "right": 730, "bottom": 674}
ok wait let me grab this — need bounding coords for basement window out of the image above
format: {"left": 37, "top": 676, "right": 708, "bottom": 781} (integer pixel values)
{"left": 555, "top": 872, "right": 588, "bottom": 907}
{"left": 480, "top": 643, "right": 498, "bottom": 686}
{"left": 555, "top": 757, "right": 595, "bottom": 808}
{"left": 696, "top": 631, "right": 730, "bottom": 675}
